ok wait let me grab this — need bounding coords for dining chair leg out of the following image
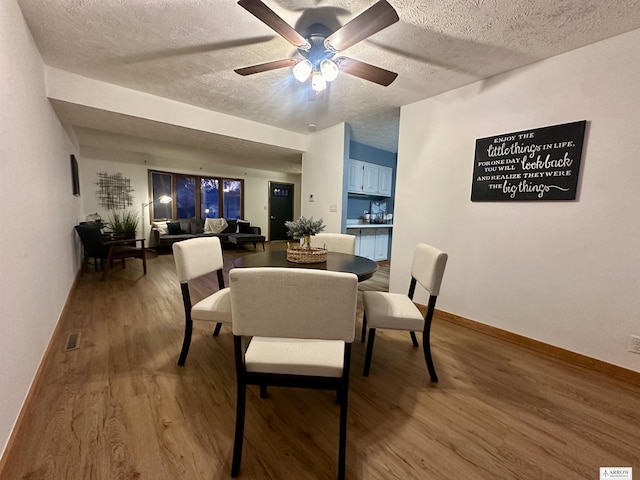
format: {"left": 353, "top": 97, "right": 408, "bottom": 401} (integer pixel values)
{"left": 231, "top": 382, "right": 247, "bottom": 477}
{"left": 177, "top": 283, "right": 194, "bottom": 366}
{"left": 409, "top": 331, "right": 419, "bottom": 347}
{"left": 178, "top": 317, "right": 193, "bottom": 366}
{"left": 423, "top": 295, "right": 438, "bottom": 382}
{"left": 363, "top": 328, "right": 376, "bottom": 376}
{"left": 212, "top": 322, "right": 222, "bottom": 336}
{"left": 337, "top": 388, "right": 348, "bottom": 480}
{"left": 259, "top": 384, "right": 267, "bottom": 398}
{"left": 360, "top": 313, "right": 367, "bottom": 343}
{"left": 422, "top": 329, "right": 438, "bottom": 382}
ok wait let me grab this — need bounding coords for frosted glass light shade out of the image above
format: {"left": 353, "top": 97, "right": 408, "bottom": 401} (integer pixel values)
{"left": 292, "top": 59, "right": 313, "bottom": 82}
{"left": 320, "top": 59, "right": 339, "bottom": 82}
{"left": 311, "top": 70, "right": 327, "bottom": 92}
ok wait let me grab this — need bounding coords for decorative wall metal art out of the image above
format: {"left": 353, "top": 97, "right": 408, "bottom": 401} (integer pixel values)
{"left": 95, "top": 172, "right": 134, "bottom": 209}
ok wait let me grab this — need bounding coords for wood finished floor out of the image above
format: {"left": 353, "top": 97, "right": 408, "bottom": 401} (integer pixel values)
{"left": 1, "top": 241, "right": 639, "bottom": 479}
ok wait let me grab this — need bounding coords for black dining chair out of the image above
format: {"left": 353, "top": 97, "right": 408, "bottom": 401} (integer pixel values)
{"left": 308, "top": 233, "right": 356, "bottom": 254}
{"left": 361, "top": 243, "right": 448, "bottom": 382}
{"left": 229, "top": 267, "right": 359, "bottom": 480}
{"left": 172, "top": 237, "right": 230, "bottom": 366}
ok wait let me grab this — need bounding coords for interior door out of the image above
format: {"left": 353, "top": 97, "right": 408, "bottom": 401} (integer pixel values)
{"left": 268, "top": 182, "right": 294, "bottom": 241}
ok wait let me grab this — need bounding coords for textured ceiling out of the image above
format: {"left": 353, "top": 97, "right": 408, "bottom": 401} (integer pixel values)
{"left": 17, "top": 0, "right": 640, "bottom": 172}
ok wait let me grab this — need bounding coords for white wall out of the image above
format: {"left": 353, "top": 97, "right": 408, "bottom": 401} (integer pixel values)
{"left": 301, "top": 124, "right": 348, "bottom": 233}
{"left": 0, "top": 0, "right": 83, "bottom": 456}
{"left": 393, "top": 28, "right": 640, "bottom": 372}
{"left": 79, "top": 147, "right": 301, "bottom": 241}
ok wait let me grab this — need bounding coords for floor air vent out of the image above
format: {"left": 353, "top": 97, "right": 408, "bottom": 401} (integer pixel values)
{"left": 64, "top": 332, "right": 81, "bottom": 351}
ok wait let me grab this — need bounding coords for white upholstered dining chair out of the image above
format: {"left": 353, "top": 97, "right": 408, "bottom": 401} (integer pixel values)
{"left": 307, "top": 232, "right": 356, "bottom": 254}
{"left": 172, "top": 237, "right": 231, "bottom": 366}
{"left": 361, "top": 243, "right": 448, "bottom": 382}
{"left": 229, "top": 267, "right": 359, "bottom": 480}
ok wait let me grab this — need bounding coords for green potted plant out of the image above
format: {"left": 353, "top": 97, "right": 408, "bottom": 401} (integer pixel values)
{"left": 285, "top": 216, "right": 325, "bottom": 249}
{"left": 107, "top": 209, "right": 139, "bottom": 239}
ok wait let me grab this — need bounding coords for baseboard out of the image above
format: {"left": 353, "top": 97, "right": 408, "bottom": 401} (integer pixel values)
{"left": 429, "top": 307, "right": 640, "bottom": 387}
{"left": 0, "top": 268, "right": 82, "bottom": 471}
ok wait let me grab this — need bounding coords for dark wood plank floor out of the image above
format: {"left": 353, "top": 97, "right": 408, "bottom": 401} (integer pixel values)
{"left": 1, "top": 241, "right": 638, "bottom": 479}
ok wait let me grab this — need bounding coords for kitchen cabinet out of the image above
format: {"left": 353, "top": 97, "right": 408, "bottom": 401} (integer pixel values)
{"left": 377, "top": 166, "right": 393, "bottom": 197}
{"left": 362, "top": 163, "right": 379, "bottom": 194}
{"left": 357, "top": 229, "right": 376, "bottom": 259}
{"left": 350, "top": 226, "right": 391, "bottom": 261}
{"left": 346, "top": 159, "right": 365, "bottom": 193}
{"left": 373, "top": 228, "right": 389, "bottom": 260}
{"left": 347, "top": 159, "right": 393, "bottom": 197}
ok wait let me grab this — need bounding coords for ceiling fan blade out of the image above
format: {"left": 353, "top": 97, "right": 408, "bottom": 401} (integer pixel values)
{"left": 238, "top": 0, "right": 310, "bottom": 51}
{"left": 234, "top": 58, "right": 297, "bottom": 76}
{"left": 335, "top": 57, "right": 398, "bottom": 86}
{"left": 324, "top": 0, "right": 399, "bottom": 53}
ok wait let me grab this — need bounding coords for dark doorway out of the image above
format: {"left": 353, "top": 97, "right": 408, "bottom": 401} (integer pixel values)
{"left": 269, "top": 182, "right": 294, "bottom": 241}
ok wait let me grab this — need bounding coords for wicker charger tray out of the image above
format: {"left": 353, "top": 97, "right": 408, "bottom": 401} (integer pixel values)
{"left": 286, "top": 245, "right": 328, "bottom": 264}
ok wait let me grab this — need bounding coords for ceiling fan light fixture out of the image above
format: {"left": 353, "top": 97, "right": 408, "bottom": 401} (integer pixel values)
{"left": 292, "top": 59, "right": 313, "bottom": 82}
{"left": 236, "top": 0, "right": 399, "bottom": 90}
{"left": 311, "top": 70, "right": 327, "bottom": 92}
{"left": 320, "top": 59, "right": 339, "bottom": 82}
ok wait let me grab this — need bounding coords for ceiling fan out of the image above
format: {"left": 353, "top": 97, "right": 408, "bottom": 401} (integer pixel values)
{"left": 234, "top": 0, "right": 399, "bottom": 93}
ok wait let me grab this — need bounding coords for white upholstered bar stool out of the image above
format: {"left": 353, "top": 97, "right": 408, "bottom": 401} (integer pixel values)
{"left": 229, "top": 267, "right": 358, "bottom": 480}
{"left": 361, "top": 243, "right": 448, "bottom": 382}
{"left": 308, "top": 233, "right": 356, "bottom": 254}
{"left": 172, "top": 237, "right": 231, "bottom": 366}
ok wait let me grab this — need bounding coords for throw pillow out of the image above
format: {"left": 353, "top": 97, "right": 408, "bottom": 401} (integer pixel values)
{"left": 237, "top": 220, "right": 252, "bottom": 234}
{"left": 223, "top": 219, "right": 237, "bottom": 234}
{"left": 204, "top": 218, "right": 228, "bottom": 234}
{"left": 151, "top": 221, "right": 168, "bottom": 235}
{"left": 179, "top": 219, "right": 192, "bottom": 234}
{"left": 167, "top": 221, "right": 181, "bottom": 235}
{"left": 190, "top": 219, "right": 205, "bottom": 234}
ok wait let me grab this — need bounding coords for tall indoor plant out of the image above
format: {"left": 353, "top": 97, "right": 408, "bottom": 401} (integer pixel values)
{"left": 107, "top": 209, "right": 139, "bottom": 239}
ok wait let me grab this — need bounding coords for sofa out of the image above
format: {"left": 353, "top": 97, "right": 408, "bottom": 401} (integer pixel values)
{"left": 151, "top": 218, "right": 263, "bottom": 253}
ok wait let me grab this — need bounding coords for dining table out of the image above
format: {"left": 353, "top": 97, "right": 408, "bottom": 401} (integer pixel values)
{"left": 232, "top": 250, "right": 378, "bottom": 282}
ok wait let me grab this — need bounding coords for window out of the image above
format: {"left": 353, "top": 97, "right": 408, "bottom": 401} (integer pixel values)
{"left": 223, "top": 180, "right": 242, "bottom": 219}
{"left": 149, "top": 170, "right": 243, "bottom": 221}
{"left": 201, "top": 178, "right": 219, "bottom": 218}
{"left": 150, "top": 172, "right": 172, "bottom": 219}
{"left": 176, "top": 176, "right": 196, "bottom": 219}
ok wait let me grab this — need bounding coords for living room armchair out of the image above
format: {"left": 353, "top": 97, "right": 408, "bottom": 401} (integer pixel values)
{"left": 75, "top": 224, "right": 147, "bottom": 281}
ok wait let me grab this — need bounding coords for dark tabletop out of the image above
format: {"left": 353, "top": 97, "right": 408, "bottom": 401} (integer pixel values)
{"left": 232, "top": 250, "right": 378, "bottom": 282}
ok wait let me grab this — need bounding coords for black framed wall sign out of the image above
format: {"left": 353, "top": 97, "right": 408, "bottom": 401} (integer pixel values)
{"left": 471, "top": 120, "right": 587, "bottom": 201}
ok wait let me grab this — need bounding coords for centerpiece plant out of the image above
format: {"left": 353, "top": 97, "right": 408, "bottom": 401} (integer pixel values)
{"left": 285, "top": 216, "right": 325, "bottom": 249}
